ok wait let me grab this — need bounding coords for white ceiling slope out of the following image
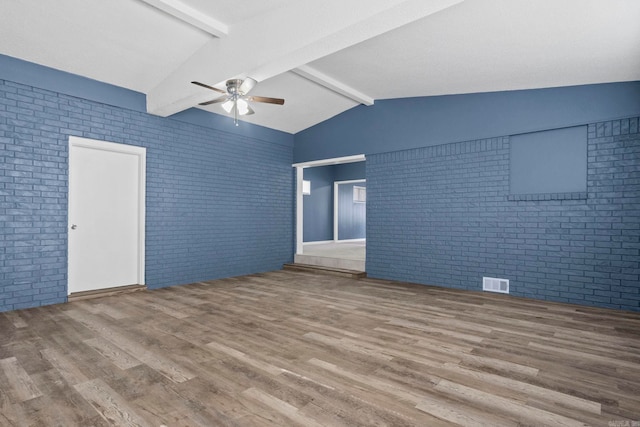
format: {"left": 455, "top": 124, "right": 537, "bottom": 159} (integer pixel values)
{"left": 0, "top": 0, "right": 639, "bottom": 134}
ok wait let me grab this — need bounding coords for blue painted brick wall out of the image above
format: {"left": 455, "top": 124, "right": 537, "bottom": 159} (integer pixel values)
{"left": 367, "top": 118, "right": 640, "bottom": 311}
{"left": 0, "top": 79, "right": 293, "bottom": 312}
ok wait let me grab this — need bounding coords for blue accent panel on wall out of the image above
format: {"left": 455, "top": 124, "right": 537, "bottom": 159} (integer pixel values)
{"left": 337, "top": 183, "right": 366, "bottom": 240}
{"left": 0, "top": 77, "right": 293, "bottom": 313}
{"left": 303, "top": 166, "right": 334, "bottom": 242}
{"left": 366, "top": 118, "right": 640, "bottom": 311}
{"left": 511, "top": 126, "right": 587, "bottom": 194}
{"left": 294, "top": 81, "right": 640, "bottom": 163}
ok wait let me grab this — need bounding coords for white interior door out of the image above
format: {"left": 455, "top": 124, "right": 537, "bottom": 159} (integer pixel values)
{"left": 68, "top": 137, "right": 146, "bottom": 295}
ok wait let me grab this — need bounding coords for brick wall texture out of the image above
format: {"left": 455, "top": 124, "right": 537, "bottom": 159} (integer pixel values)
{"left": 0, "top": 79, "right": 293, "bottom": 312}
{"left": 367, "top": 118, "right": 640, "bottom": 311}
{"left": 2, "top": 75, "right": 639, "bottom": 313}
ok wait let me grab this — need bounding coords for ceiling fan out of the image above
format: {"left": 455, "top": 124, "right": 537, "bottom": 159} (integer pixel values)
{"left": 191, "top": 78, "right": 285, "bottom": 126}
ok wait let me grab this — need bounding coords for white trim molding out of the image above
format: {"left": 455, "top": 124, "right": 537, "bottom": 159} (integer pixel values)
{"left": 293, "top": 155, "right": 365, "bottom": 256}
{"left": 296, "top": 166, "right": 304, "bottom": 255}
{"left": 293, "top": 154, "right": 365, "bottom": 169}
{"left": 68, "top": 136, "right": 146, "bottom": 291}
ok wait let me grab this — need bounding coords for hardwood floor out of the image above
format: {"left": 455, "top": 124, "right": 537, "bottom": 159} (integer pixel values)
{"left": 1, "top": 270, "right": 639, "bottom": 426}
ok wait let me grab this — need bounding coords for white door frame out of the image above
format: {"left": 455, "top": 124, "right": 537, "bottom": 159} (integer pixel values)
{"left": 292, "top": 154, "right": 365, "bottom": 255}
{"left": 68, "top": 136, "right": 146, "bottom": 294}
{"left": 334, "top": 179, "right": 366, "bottom": 242}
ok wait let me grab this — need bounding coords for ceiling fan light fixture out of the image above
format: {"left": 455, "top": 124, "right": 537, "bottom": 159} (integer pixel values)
{"left": 221, "top": 99, "right": 234, "bottom": 113}
{"left": 236, "top": 98, "right": 250, "bottom": 115}
{"left": 192, "top": 78, "right": 284, "bottom": 126}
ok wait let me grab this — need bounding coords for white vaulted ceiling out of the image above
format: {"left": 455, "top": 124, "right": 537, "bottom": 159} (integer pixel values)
{"left": 1, "top": 0, "right": 639, "bottom": 134}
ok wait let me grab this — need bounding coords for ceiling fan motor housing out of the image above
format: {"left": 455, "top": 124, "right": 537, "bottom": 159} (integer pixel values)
{"left": 226, "top": 79, "right": 243, "bottom": 94}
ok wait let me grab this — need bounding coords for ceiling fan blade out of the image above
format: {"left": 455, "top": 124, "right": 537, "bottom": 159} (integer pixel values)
{"left": 199, "top": 95, "right": 228, "bottom": 106}
{"left": 249, "top": 96, "right": 285, "bottom": 105}
{"left": 239, "top": 77, "right": 257, "bottom": 95}
{"left": 191, "top": 81, "right": 226, "bottom": 94}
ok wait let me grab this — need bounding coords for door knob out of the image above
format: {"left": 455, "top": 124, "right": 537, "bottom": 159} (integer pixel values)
{"left": 71, "top": 224, "right": 77, "bottom": 230}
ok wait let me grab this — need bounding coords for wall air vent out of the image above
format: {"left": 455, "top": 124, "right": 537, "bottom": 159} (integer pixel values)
{"left": 483, "top": 277, "right": 509, "bottom": 294}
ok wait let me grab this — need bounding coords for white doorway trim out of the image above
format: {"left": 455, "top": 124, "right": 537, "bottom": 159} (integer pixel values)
{"left": 334, "top": 179, "right": 366, "bottom": 242}
{"left": 292, "top": 154, "right": 365, "bottom": 255}
{"left": 68, "top": 136, "right": 146, "bottom": 295}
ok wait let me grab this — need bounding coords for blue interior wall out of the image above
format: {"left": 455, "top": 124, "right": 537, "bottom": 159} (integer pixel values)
{"left": 303, "top": 166, "right": 334, "bottom": 242}
{"left": 367, "top": 121, "right": 639, "bottom": 310}
{"left": 302, "top": 162, "right": 366, "bottom": 242}
{"left": 334, "top": 161, "right": 366, "bottom": 181}
{"left": 335, "top": 162, "right": 367, "bottom": 240}
{"left": 294, "top": 82, "right": 640, "bottom": 162}
{"left": 337, "top": 182, "right": 366, "bottom": 240}
{"left": 2, "top": 51, "right": 638, "bottom": 312}
{"left": 295, "top": 82, "right": 640, "bottom": 311}
{"left": 0, "top": 56, "right": 294, "bottom": 312}
{"left": 0, "top": 54, "right": 289, "bottom": 147}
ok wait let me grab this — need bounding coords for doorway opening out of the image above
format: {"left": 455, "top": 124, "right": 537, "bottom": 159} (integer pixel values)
{"left": 293, "top": 155, "right": 366, "bottom": 271}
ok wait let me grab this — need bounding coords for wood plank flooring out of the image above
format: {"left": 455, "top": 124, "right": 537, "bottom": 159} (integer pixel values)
{"left": 1, "top": 270, "right": 639, "bottom": 426}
